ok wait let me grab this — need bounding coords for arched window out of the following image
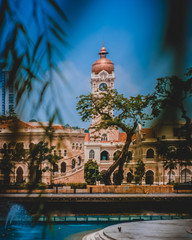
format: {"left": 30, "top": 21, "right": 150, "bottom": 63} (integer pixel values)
{"left": 61, "top": 162, "right": 66, "bottom": 173}
{"left": 80, "top": 143, "right": 82, "bottom": 150}
{"left": 146, "top": 149, "right": 154, "bottom": 158}
{"left": 78, "top": 156, "right": 81, "bottom": 165}
{"left": 167, "top": 170, "right": 175, "bottom": 183}
{"left": 145, "top": 170, "right": 154, "bottom": 185}
{"left": 181, "top": 169, "right": 191, "bottom": 183}
{"left": 76, "top": 143, "right": 78, "bottom": 150}
{"left": 72, "top": 159, "right": 76, "bottom": 169}
{"left": 127, "top": 172, "right": 133, "bottom": 183}
{"left": 72, "top": 143, "right": 75, "bottom": 150}
{"left": 101, "top": 133, "right": 108, "bottom": 141}
{"left": 101, "top": 151, "right": 109, "bottom": 160}
{"left": 128, "top": 151, "right": 132, "bottom": 161}
{"left": 64, "top": 150, "right": 67, "bottom": 157}
{"left": 53, "top": 164, "right": 58, "bottom": 173}
{"left": 16, "top": 167, "right": 23, "bottom": 183}
{"left": 59, "top": 150, "right": 61, "bottom": 157}
{"left": 89, "top": 150, "right": 95, "bottom": 159}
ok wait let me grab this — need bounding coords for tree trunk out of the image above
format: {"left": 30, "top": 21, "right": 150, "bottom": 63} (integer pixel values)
{"left": 101, "top": 135, "right": 132, "bottom": 185}
{"left": 101, "top": 121, "right": 137, "bottom": 185}
{"left": 102, "top": 124, "right": 137, "bottom": 185}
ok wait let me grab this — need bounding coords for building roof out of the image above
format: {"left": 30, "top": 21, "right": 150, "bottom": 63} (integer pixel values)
{"left": 92, "top": 44, "right": 114, "bottom": 74}
{"left": 27, "top": 122, "right": 65, "bottom": 129}
{"left": 84, "top": 133, "right": 90, "bottom": 141}
{"left": 0, "top": 119, "right": 33, "bottom": 129}
{"left": 118, "top": 132, "right": 127, "bottom": 142}
{"left": 141, "top": 128, "right": 155, "bottom": 138}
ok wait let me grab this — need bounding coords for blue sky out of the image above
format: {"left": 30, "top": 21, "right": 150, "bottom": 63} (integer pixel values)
{"left": 19, "top": 0, "right": 192, "bottom": 128}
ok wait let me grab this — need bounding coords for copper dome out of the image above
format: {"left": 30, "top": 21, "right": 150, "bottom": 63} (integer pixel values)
{"left": 92, "top": 44, "right": 114, "bottom": 74}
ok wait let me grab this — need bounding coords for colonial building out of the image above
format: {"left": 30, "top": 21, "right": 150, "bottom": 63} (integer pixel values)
{"left": 0, "top": 120, "right": 85, "bottom": 184}
{"left": 84, "top": 44, "right": 127, "bottom": 176}
{"left": 0, "top": 45, "right": 191, "bottom": 185}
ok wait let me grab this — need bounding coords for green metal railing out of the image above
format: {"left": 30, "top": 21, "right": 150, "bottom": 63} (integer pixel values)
{"left": 1, "top": 214, "right": 191, "bottom": 223}
{"left": 34, "top": 214, "right": 192, "bottom": 222}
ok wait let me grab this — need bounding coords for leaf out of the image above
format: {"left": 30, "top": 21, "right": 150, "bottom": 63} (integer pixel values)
{"left": 47, "top": 15, "right": 67, "bottom": 37}
{"left": 47, "top": 0, "right": 68, "bottom": 22}
{"left": 32, "top": 34, "right": 44, "bottom": 61}
{"left": 38, "top": 81, "right": 49, "bottom": 105}
{"left": 50, "top": 26, "right": 66, "bottom": 44}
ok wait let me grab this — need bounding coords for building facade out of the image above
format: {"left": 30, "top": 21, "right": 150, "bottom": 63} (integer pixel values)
{"left": 0, "top": 120, "right": 85, "bottom": 184}
{"left": 0, "top": 46, "right": 191, "bottom": 185}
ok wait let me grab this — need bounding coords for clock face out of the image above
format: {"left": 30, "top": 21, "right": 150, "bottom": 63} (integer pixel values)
{"left": 99, "top": 83, "right": 107, "bottom": 91}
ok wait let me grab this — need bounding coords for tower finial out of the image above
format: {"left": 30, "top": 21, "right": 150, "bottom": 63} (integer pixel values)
{"left": 102, "top": 41, "right": 104, "bottom": 47}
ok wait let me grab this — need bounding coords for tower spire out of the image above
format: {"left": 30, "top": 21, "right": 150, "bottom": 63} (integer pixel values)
{"left": 98, "top": 43, "right": 108, "bottom": 57}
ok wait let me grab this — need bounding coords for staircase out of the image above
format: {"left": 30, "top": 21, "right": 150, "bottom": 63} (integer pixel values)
{"left": 52, "top": 165, "right": 84, "bottom": 182}
{"left": 83, "top": 230, "right": 115, "bottom": 240}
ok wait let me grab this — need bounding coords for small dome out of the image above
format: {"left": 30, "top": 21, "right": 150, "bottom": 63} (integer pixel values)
{"left": 100, "top": 46, "right": 107, "bottom": 54}
{"left": 92, "top": 44, "right": 114, "bottom": 74}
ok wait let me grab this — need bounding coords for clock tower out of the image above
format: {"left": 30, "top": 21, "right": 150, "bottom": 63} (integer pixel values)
{"left": 89, "top": 44, "right": 119, "bottom": 142}
{"left": 91, "top": 43, "right": 115, "bottom": 94}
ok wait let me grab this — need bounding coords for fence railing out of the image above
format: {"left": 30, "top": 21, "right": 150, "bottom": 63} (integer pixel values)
{"left": 1, "top": 214, "right": 191, "bottom": 223}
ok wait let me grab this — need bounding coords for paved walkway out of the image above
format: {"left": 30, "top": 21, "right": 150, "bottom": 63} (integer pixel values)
{"left": 1, "top": 193, "right": 192, "bottom": 203}
{"left": 83, "top": 219, "right": 192, "bottom": 240}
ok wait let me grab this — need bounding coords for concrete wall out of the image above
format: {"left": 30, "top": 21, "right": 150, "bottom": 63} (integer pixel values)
{"left": 87, "top": 185, "right": 174, "bottom": 194}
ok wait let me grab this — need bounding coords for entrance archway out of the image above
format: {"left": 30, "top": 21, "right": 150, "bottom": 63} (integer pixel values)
{"left": 127, "top": 172, "right": 133, "bottom": 183}
{"left": 181, "top": 169, "right": 191, "bottom": 183}
{"left": 61, "top": 162, "right": 66, "bottom": 173}
{"left": 16, "top": 167, "right": 23, "bottom": 183}
{"left": 145, "top": 170, "right": 154, "bottom": 185}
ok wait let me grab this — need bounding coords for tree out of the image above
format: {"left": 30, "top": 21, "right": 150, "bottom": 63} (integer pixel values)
{"left": 134, "top": 160, "right": 145, "bottom": 185}
{"left": 127, "top": 168, "right": 134, "bottom": 183}
{"left": 177, "top": 143, "right": 192, "bottom": 183}
{"left": 0, "top": 142, "right": 26, "bottom": 185}
{"left": 1, "top": 0, "right": 69, "bottom": 123}
{"left": 84, "top": 159, "right": 100, "bottom": 185}
{"left": 154, "top": 70, "right": 192, "bottom": 183}
{"left": 77, "top": 89, "right": 156, "bottom": 185}
{"left": 157, "top": 142, "right": 178, "bottom": 184}
{"left": 152, "top": 72, "right": 192, "bottom": 142}
{"left": 163, "top": 146, "right": 177, "bottom": 184}
{"left": 0, "top": 143, "right": 13, "bottom": 185}
{"left": 27, "top": 141, "right": 61, "bottom": 186}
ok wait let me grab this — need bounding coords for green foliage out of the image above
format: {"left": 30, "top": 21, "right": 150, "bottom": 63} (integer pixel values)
{"left": 77, "top": 89, "right": 156, "bottom": 185}
{"left": 113, "top": 169, "right": 124, "bottom": 185}
{"left": 1, "top": 0, "right": 69, "bottom": 122}
{"left": 113, "top": 150, "right": 121, "bottom": 161}
{"left": 152, "top": 72, "right": 192, "bottom": 141}
{"left": 28, "top": 141, "right": 61, "bottom": 186}
{"left": 0, "top": 142, "right": 26, "bottom": 184}
{"left": 84, "top": 159, "right": 100, "bottom": 185}
{"left": 157, "top": 141, "right": 192, "bottom": 183}
{"left": 134, "top": 160, "right": 145, "bottom": 185}
{"left": 77, "top": 89, "right": 155, "bottom": 132}
{"left": 65, "top": 183, "right": 87, "bottom": 189}
{"left": 24, "top": 182, "right": 47, "bottom": 190}
{"left": 127, "top": 169, "right": 134, "bottom": 183}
